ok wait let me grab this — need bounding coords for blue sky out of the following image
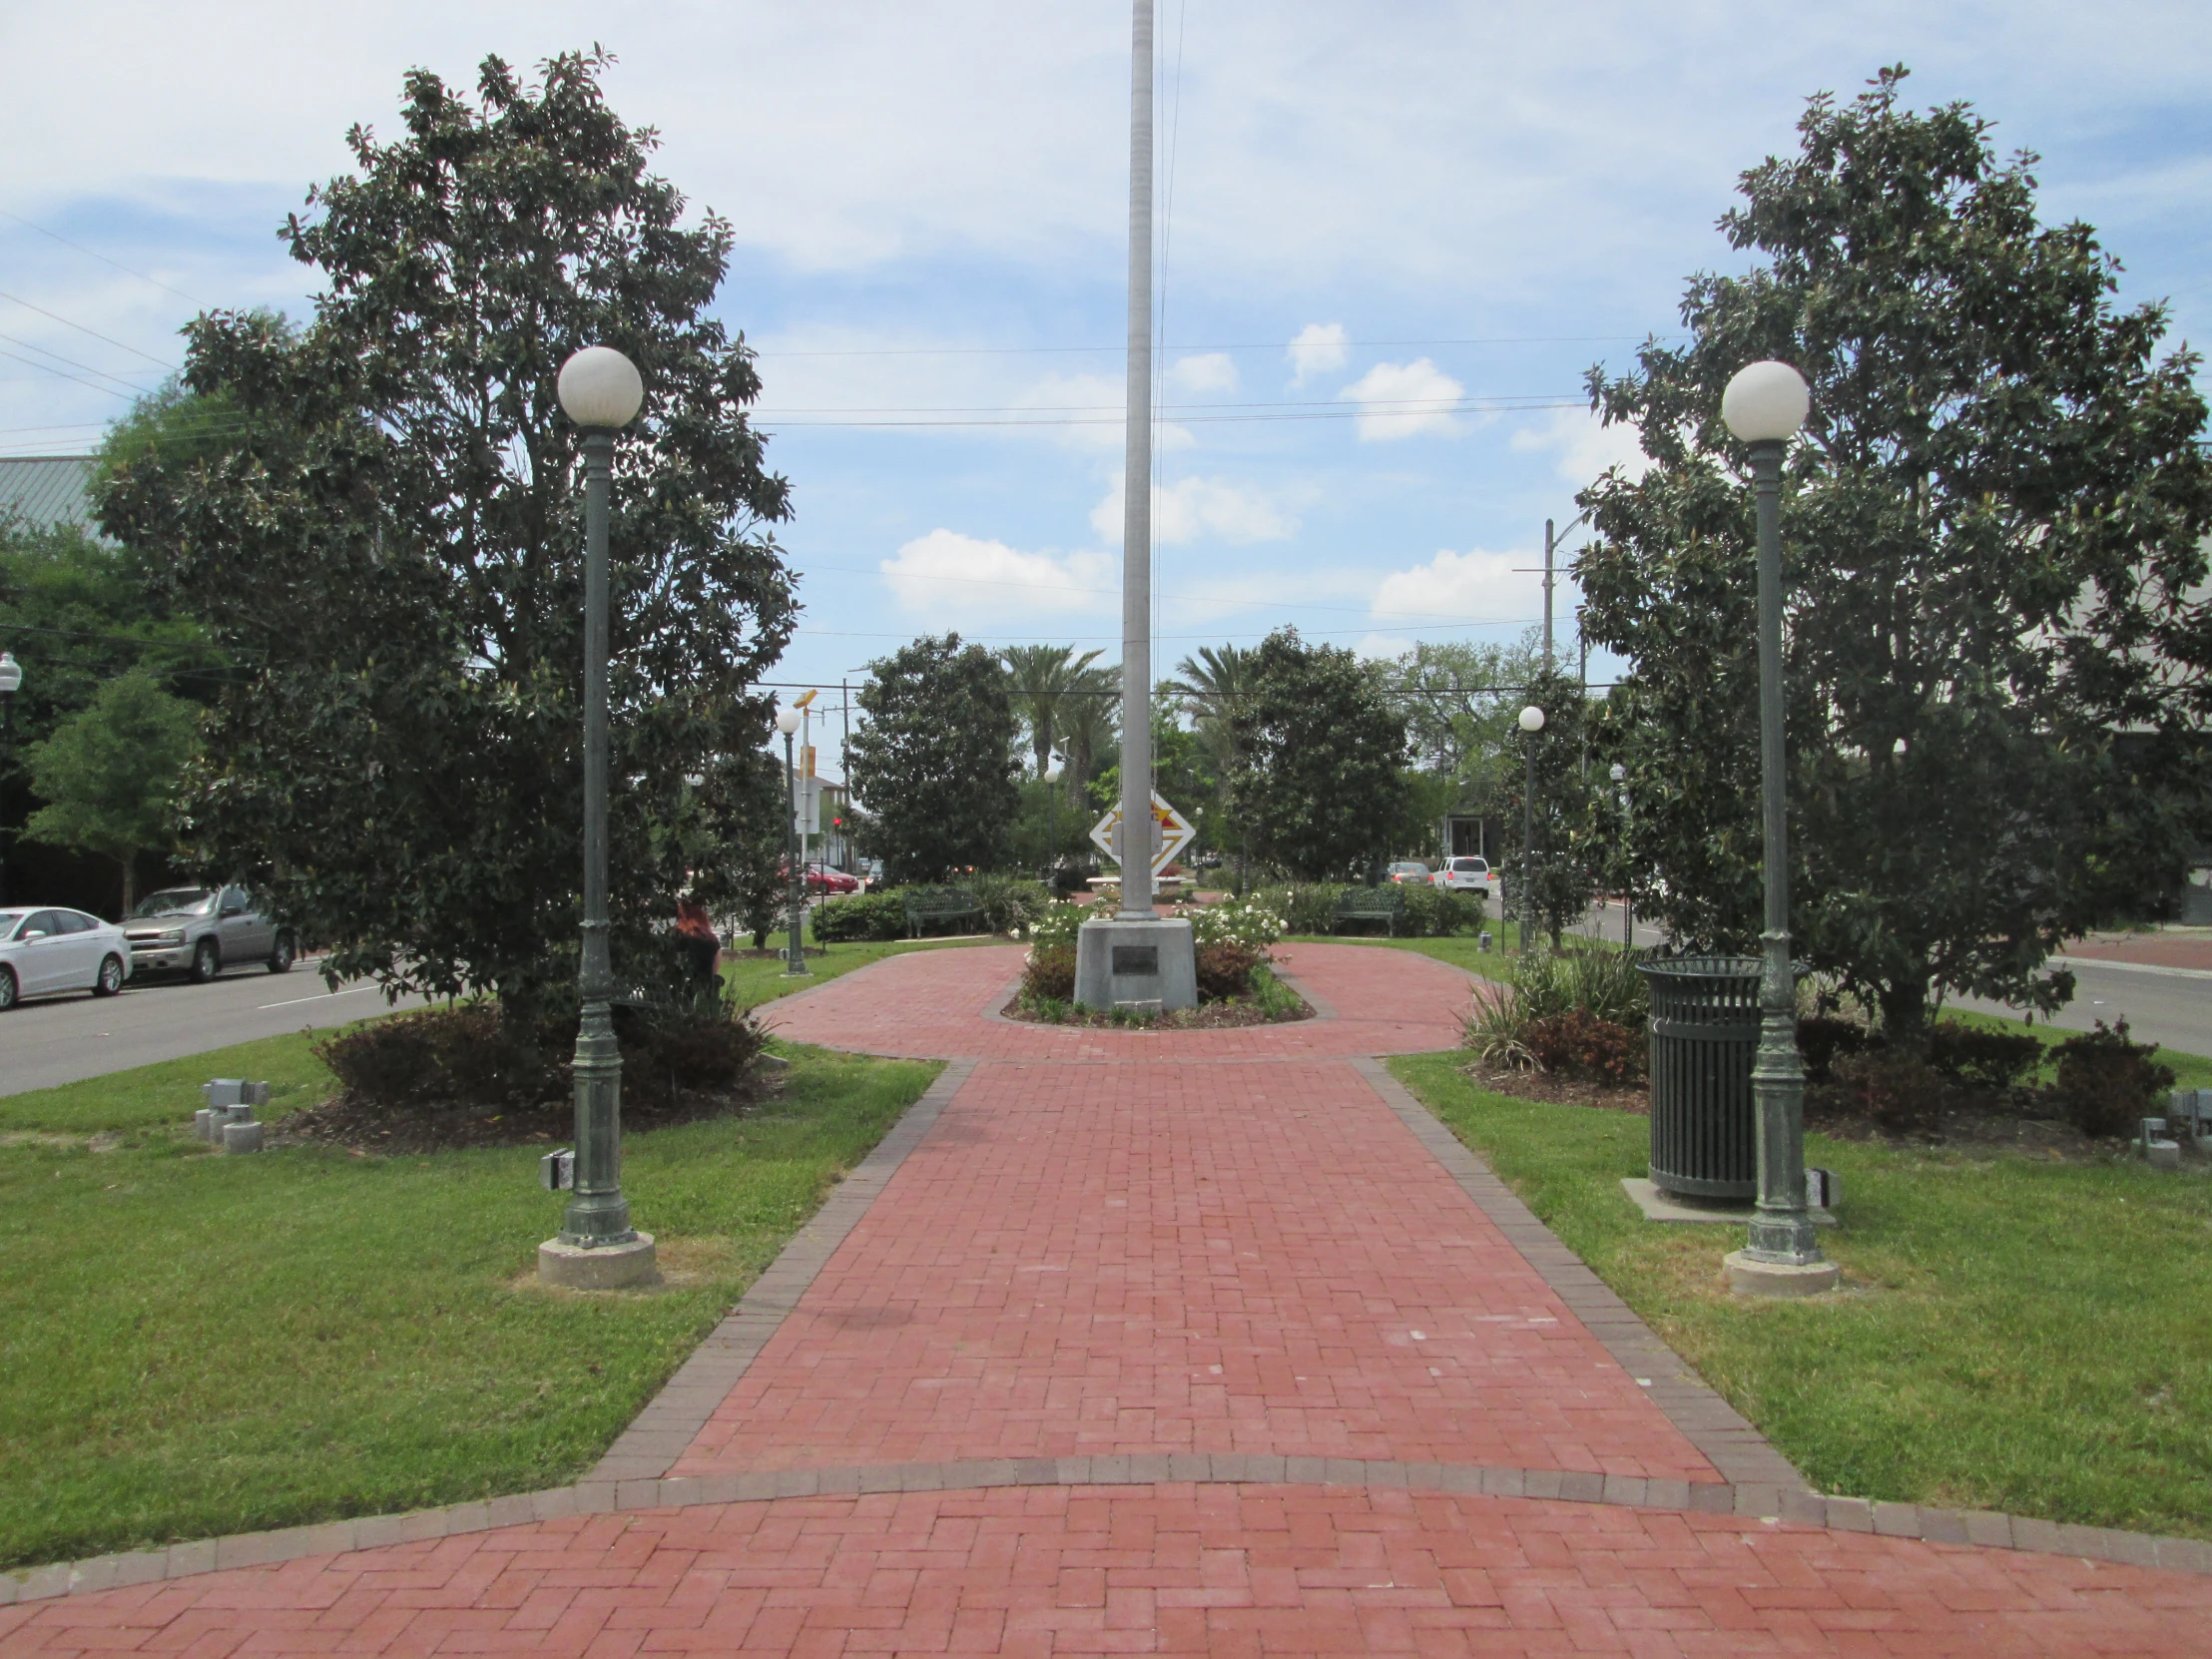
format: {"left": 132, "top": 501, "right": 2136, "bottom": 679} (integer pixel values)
{"left": 5, "top": 1, "right": 2210, "bottom": 776}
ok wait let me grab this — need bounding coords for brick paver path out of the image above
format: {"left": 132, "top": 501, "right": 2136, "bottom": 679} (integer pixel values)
{"left": 9, "top": 944, "right": 2209, "bottom": 1654}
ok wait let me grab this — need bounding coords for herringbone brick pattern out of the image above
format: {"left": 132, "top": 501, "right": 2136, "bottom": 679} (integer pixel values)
{"left": 7, "top": 1485, "right": 2208, "bottom": 1656}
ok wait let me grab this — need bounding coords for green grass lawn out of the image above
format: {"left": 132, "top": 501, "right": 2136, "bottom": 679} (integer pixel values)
{"left": 723, "top": 932, "right": 999, "bottom": 1012}
{"left": 1287, "top": 920, "right": 1522, "bottom": 980}
{"left": 0, "top": 1033, "right": 940, "bottom": 1571}
{"left": 1389, "top": 1052, "right": 2212, "bottom": 1539}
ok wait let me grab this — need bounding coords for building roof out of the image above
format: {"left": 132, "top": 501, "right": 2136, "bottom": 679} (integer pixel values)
{"left": 0, "top": 455, "right": 103, "bottom": 538}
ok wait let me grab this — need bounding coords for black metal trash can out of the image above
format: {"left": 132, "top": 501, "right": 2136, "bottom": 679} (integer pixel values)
{"left": 1636, "top": 955, "right": 1762, "bottom": 1201}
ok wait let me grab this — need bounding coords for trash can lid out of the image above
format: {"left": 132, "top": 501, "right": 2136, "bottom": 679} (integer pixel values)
{"left": 1634, "top": 953, "right": 1763, "bottom": 982}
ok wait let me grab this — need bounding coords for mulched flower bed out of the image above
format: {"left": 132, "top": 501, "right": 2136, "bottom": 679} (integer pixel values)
{"left": 1000, "top": 993, "right": 1314, "bottom": 1029}
{"left": 1462, "top": 1062, "right": 1648, "bottom": 1114}
{"left": 276, "top": 1077, "right": 773, "bottom": 1155}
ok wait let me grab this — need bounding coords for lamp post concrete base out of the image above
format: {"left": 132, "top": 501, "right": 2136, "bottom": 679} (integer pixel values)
{"left": 1724, "top": 1249, "right": 1840, "bottom": 1298}
{"left": 539, "top": 1233, "right": 659, "bottom": 1291}
{"left": 1074, "top": 916, "right": 1197, "bottom": 1012}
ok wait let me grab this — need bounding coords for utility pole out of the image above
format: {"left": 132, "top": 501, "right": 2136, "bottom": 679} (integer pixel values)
{"left": 1542, "top": 518, "right": 1556, "bottom": 675}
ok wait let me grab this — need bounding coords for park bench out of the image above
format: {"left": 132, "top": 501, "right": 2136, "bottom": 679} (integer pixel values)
{"left": 901, "top": 884, "right": 983, "bottom": 939}
{"left": 1331, "top": 884, "right": 1407, "bottom": 937}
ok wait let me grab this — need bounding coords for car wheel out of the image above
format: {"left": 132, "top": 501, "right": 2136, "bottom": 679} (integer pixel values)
{"left": 0, "top": 965, "right": 15, "bottom": 1011}
{"left": 94, "top": 953, "right": 126, "bottom": 997}
{"left": 190, "top": 938, "right": 221, "bottom": 984}
{"left": 268, "top": 933, "right": 296, "bottom": 974}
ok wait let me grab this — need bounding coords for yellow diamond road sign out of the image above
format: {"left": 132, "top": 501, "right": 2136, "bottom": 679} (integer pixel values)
{"left": 1090, "top": 792, "right": 1197, "bottom": 875}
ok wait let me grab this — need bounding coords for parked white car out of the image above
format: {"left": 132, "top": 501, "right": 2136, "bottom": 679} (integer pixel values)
{"left": 0, "top": 906, "right": 132, "bottom": 1010}
{"left": 1431, "top": 855, "right": 1499, "bottom": 899}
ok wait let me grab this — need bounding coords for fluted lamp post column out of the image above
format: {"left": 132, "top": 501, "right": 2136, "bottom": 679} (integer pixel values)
{"left": 539, "top": 344, "right": 658, "bottom": 1291}
{"left": 1720, "top": 358, "right": 1838, "bottom": 1297}
{"left": 777, "top": 704, "right": 809, "bottom": 977}
{"left": 0, "top": 650, "right": 19, "bottom": 908}
{"left": 1517, "top": 704, "right": 1543, "bottom": 953}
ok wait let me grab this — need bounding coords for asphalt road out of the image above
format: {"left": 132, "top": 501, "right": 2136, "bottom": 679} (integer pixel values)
{"left": 2, "top": 958, "right": 430, "bottom": 1099}
{"left": 1573, "top": 899, "right": 2212, "bottom": 1058}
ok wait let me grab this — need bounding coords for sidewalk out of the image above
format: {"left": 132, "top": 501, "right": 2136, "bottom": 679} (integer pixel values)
{"left": 5, "top": 944, "right": 2208, "bottom": 1655}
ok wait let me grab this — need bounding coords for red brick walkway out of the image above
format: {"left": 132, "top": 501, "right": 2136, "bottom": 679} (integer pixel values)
{"left": 8, "top": 945, "right": 2208, "bottom": 1654}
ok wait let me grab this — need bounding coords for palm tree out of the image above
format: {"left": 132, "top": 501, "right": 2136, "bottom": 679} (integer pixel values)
{"left": 1053, "top": 663, "right": 1122, "bottom": 819}
{"left": 998, "top": 644, "right": 1101, "bottom": 782}
{"left": 1001, "top": 645, "right": 1103, "bottom": 871}
{"left": 1166, "top": 645, "right": 1261, "bottom": 889}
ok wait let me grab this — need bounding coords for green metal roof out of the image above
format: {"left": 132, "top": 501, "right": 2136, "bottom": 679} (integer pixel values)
{"left": 0, "top": 455, "right": 103, "bottom": 539}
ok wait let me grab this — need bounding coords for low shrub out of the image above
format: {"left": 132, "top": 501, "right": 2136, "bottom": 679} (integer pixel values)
{"left": 810, "top": 890, "right": 907, "bottom": 943}
{"left": 2051, "top": 1019, "right": 2174, "bottom": 1138}
{"left": 1521, "top": 1009, "right": 1645, "bottom": 1086}
{"left": 1832, "top": 1048, "right": 1957, "bottom": 1137}
{"left": 1511, "top": 946, "right": 1649, "bottom": 1031}
{"left": 1928, "top": 1021, "right": 2044, "bottom": 1090}
{"left": 1195, "top": 942, "right": 1261, "bottom": 1000}
{"left": 1244, "top": 880, "right": 1483, "bottom": 938}
{"left": 1022, "top": 944, "right": 1077, "bottom": 1002}
{"left": 969, "top": 873, "right": 1053, "bottom": 936}
{"left": 1185, "top": 896, "right": 1285, "bottom": 952}
{"left": 312, "top": 999, "right": 766, "bottom": 1114}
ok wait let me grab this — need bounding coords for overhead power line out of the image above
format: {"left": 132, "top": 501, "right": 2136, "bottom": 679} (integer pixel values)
{"left": 0, "top": 209, "right": 204, "bottom": 305}
{"left": 0, "top": 290, "right": 177, "bottom": 370}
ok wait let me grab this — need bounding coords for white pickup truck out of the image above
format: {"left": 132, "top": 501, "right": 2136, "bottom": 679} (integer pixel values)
{"left": 122, "top": 885, "right": 298, "bottom": 983}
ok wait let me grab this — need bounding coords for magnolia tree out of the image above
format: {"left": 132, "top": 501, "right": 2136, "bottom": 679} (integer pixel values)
{"left": 1578, "top": 68, "right": 2212, "bottom": 1034}
{"left": 99, "top": 52, "right": 797, "bottom": 1017}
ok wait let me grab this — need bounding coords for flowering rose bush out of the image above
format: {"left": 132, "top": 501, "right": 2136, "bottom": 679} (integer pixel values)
{"left": 1181, "top": 896, "right": 1285, "bottom": 953}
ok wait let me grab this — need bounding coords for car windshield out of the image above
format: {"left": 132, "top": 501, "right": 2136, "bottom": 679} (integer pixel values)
{"left": 1453, "top": 859, "right": 1484, "bottom": 871}
{"left": 0, "top": 911, "right": 25, "bottom": 939}
{"left": 132, "top": 889, "right": 217, "bottom": 919}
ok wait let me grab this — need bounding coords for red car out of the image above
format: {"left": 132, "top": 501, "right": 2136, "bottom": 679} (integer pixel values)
{"left": 782, "top": 861, "right": 861, "bottom": 895}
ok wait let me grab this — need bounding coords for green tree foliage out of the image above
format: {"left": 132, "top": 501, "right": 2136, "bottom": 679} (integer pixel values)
{"left": 1578, "top": 68, "right": 2212, "bottom": 1033}
{"left": 23, "top": 669, "right": 200, "bottom": 911}
{"left": 999, "top": 644, "right": 1101, "bottom": 781}
{"left": 846, "top": 634, "right": 1020, "bottom": 882}
{"left": 1052, "top": 662, "right": 1121, "bottom": 813}
{"left": 1224, "top": 628, "right": 1408, "bottom": 881}
{"left": 1498, "top": 667, "right": 1601, "bottom": 948}
{"left": 97, "top": 52, "right": 796, "bottom": 1013}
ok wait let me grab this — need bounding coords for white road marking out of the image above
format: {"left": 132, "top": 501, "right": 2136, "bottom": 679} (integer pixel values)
{"left": 257, "top": 985, "right": 378, "bottom": 1011}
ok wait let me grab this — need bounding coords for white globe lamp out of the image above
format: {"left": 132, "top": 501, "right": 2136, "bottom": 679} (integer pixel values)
{"left": 1721, "top": 360, "right": 1810, "bottom": 444}
{"left": 1517, "top": 705, "right": 1545, "bottom": 734}
{"left": 557, "top": 346, "right": 645, "bottom": 429}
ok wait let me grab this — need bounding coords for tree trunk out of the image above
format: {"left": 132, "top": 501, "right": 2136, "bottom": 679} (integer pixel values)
{"left": 118, "top": 855, "right": 136, "bottom": 918}
{"left": 1879, "top": 972, "right": 1931, "bottom": 1041}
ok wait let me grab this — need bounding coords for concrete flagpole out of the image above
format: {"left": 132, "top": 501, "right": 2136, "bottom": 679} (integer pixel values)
{"left": 1117, "top": 0, "right": 1156, "bottom": 920}
{"left": 1073, "top": 0, "right": 1197, "bottom": 1010}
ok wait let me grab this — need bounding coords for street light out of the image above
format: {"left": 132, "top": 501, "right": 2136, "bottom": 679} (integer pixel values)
{"left": 776, "top": 704, "right": 809, "bottom": 977}
{"left": 1610, "top": 761, "right": 1632, "bottom": 951}
{"left": 538, "top": 344, "right": 656, "bottom": 1291}
{"left": 1518, "top": 704, "right": 1544, "bottom": 952}
{"left": 1719, "top": 358, "right": 1838, "bottom": 1296}
{"left": 0, "top": 651, "right": 19, "bottom": 907}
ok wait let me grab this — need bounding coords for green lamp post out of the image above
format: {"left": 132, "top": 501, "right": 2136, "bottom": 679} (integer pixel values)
{"left": 776, "top": 703, "right": 809, "bottom": 977}
{"left": 1517, "top": 703, "right": 1544, "bottom": 952}
{"left": 538, "top": 344, "right": 657, "bottom": 1291}
{"left": 0, "top": 650, "right": 19, "bottom": 907}
{"left": 1719, "top": 358, "right": 1839, "bottom": 1297}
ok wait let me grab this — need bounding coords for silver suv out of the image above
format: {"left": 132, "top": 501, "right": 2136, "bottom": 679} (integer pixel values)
{"left": 123, "top": 885, "right": 298, "bottom": 983}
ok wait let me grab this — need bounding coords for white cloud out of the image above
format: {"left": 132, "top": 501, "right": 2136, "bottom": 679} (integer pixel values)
{"left": 879, "top": 529, "right": 1113, "bottom": 616}
{"left": 1167, "top": 351, "right": 1239, "bottom": 394}
{"left": 1089, "top": 474, "right": 1300, "bottom": 546}
{"left": 1287, "top": 323, "right": 1349, "bottom": 387}
{"left": 1340, "top": 358, "right": 1466, "bottom": 441}
{"left": 1372, "top": 546, "right": 1555, "bottom": 625}
{"left": 1512, "top": 405, "right": 1650, "bottom": 485}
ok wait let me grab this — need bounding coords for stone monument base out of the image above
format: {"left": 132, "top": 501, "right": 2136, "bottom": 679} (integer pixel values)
{"left": 539, "top": 1232, "right": 659, "bottom": 1290}
{"left": 1723, "top": 1249, "right": 1840, "bottom": 1298}
{"left": 1074, "top": 915, "right": 1198, "bottom": 1012}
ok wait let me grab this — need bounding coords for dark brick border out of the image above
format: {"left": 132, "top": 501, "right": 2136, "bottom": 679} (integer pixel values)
{"left": 590, "top": 1059, "right": 974, "bottom": 1481}
{"left": 1348, "top": 1056, "right": 1805, "bottom": 1492}
{"left": 9, "top": 1454, "right": 2205, "bottom": 1604}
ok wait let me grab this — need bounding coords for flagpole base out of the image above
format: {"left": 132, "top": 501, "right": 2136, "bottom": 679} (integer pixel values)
{"left": 1073, "top": 916, "right": 1197, "bottom": 1012}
